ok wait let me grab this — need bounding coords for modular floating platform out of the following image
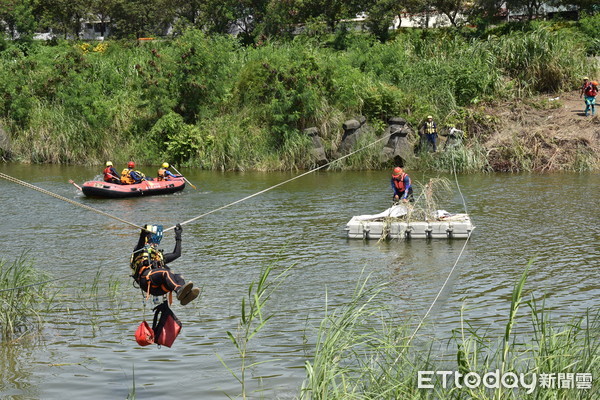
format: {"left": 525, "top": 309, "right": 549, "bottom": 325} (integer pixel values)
{"left": 345, "top": 205, "right": 474, "bottom": 240}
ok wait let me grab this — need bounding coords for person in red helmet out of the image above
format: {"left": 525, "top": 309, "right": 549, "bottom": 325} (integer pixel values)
{"left": 121, "top": 161, "right": 146, "bottom": 184}
{"left": 391, "top": 167, "right": 413, "bottom": 203}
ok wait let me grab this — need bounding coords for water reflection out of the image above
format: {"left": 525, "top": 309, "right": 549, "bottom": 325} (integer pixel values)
{"left": 0, "top": 164, "right": 598, "bottom": 399}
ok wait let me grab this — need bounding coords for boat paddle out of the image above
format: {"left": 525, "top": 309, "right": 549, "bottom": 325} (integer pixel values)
{"left": 171, "top": 166, "right": 197, "bottom": 190}
{"left": 69, "top": 179, "right": 83, "bottom": 191}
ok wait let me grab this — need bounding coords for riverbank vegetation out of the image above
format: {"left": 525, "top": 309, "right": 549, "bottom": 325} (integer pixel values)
{"left": 300, "top": 269, "right": 600, "bottom": 399}
{"left": 0, "top": 17, "right": 598, "bottom": 172}
{"left": 0, "top": 255, "right": 53, "bottom": 341}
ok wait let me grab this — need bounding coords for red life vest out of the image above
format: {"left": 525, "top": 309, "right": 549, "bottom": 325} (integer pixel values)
{"left": 584, "top": 82, "right": 598, "bottom": 97}
{"left": 103, "top": 166, "right": 117, "bottom": 182}
{"left": 392, "top": 173, "right": 408, "bottom": 192}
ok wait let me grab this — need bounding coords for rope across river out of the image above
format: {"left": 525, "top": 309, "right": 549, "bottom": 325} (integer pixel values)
{"left": 0, "top": 130, "right": 396, "bottom": 234}
{"left": 0, "top": 172, "right": 144, "bottom": 230}
{"left": 0, "top": 132, "right": 473, "bottom": 346}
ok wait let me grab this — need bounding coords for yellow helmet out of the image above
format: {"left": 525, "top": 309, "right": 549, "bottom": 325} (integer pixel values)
{"left": 106, "top": 161, "right": 113, "bottom": 166}
{"left": 162, "top": 162, "right": 169, "bottom": 168}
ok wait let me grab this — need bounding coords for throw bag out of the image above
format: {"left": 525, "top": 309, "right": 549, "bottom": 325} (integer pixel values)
{"left": 152, "top": 301, "right": 182, "bottom": 348}
{"left": 135, "top": 321, "right": 155, "bottom": 346}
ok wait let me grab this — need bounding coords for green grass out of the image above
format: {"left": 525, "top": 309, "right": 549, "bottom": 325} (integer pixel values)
{"left": 0, "top": 254, "right": 54, "bottom": 341}
{"left": 300, "top": 267, "right": 600, "bottom": 399}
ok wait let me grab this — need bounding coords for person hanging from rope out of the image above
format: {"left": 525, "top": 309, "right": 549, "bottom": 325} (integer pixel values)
{"left": 391, "top": 167, "right": 413, "bottom": 203}
{"left": 157, "top": 162, "right": 182, "bottom": 181}
{"left": 103, "top": 161, "right": 121, "bottom": 184}
{"left": 130, "top": 224, "right": 200, "bottom": 306}
{"left": 121, "top": 161, "right": 146, "bottom": 185}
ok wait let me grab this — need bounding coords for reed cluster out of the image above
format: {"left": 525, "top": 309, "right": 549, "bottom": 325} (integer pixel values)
{"left": 0, "top": 255, "right": 53, "bottom": 341}
{"left": 300, "top": 268, "right": 600, "bottom": 399}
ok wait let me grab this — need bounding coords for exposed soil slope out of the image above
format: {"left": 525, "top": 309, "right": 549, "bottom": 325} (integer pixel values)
{"left": 484, "top": 90, "right": 600, "bottom": 171}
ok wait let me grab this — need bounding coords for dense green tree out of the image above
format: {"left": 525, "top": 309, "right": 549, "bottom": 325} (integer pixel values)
{"left": 432, "top": 0, "right": 470, "bottom": 26}
{"left": 299, "top": 0, "right": 365, "bottom": 31}
{"left": 89, "top": 0, "right": 119, "bottom": 37}
{"left": 0, "top": 0, "right": 36, "bottom": 39}
{"left": 110, "top": 0, "right": 175, "bottom": 38}
{"left": 364, "top": 0, "right": 403, "bottom": 42}
{"left": 34, "top": 0, "right": 88, "bottom": 38}
{"left": 505, "top": 0, "right": 544, "bottom": 20}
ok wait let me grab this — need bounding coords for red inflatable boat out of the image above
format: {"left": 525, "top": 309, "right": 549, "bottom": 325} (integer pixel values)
{"left": 81, "top": 178, "right": 186, "bottom": 198}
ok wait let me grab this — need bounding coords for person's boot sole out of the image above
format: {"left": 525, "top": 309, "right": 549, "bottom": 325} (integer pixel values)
{"left": 180, "top": 287, "right": 200, "bottom": 306}
{"left": 176, "top": 282, "right": 193, "bottom": 301}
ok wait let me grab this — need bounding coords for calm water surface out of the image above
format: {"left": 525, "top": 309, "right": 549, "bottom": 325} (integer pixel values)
{"left": 0, "top": 164, "right": 598, "bottom": 399}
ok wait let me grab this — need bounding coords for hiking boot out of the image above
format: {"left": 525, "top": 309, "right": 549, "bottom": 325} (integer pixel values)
{"left": 176, "top": 282, "right": 193, "bottom": 301}
{"left": 180, "top": 287, "right": 200, "bottom": 306}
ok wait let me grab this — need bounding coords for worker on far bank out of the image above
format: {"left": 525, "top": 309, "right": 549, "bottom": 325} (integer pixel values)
{"left": 103, "top": 161, "right": 121, "bottom": 184}
{"left": 419, "top": 115, "right": 438, "bottom": 152}
{"left": 121, "top": 161, "right": 145, "bottom": 184}
{"left": 580, "top": 77, "right": 597, "bottom": 117}
{"left": 157, "top": 162, "right": 182, "bottom": 181}
{"left": 391, "top": 167, "right": 413, "bottom": 203}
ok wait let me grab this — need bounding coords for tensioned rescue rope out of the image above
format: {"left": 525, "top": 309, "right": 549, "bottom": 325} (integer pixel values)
{"left": 163, "top": 131, "right": 396, "bottom": 232}
{"left": 392, "top": 148, "right": 472, "bottom": 361}
{"left": 0, "top": 130, "right": 396, "bottom": 292}
{"left": 0, "top": 172, "right": 144, "bottom": 231}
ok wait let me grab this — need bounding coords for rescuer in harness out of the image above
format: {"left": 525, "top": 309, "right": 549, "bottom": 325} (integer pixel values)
{"left": 103, "top": 161, "right": 121, "bottom": 184}
{"left": 131, "top": 224, "right": 200, "bottom": 306}
{"left": 391, "top": 167, "right": 413, "bottom": 203}
{"left": 157, "top": 162, "right": 182, "bottom": 181}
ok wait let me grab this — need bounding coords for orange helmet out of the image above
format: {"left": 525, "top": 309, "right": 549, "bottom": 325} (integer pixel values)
{"left": 128, "top": 161, "right": 135, "bottom": 168}
{"left": 392, "top": 167, "right": 403, "bottom": 177}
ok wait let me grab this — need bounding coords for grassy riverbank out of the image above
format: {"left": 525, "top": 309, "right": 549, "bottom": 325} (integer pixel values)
{"left": 0, "top": 18, "right": 598, "bottom": 171}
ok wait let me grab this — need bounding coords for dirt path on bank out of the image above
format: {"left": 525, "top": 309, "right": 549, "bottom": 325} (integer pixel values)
{"left": 482, "top": 90, "right": 600, "bottom": 171}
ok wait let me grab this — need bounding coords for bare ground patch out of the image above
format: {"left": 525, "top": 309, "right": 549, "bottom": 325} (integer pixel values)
{"left": 482, "top": 91, "right": 599, "bottom": 171}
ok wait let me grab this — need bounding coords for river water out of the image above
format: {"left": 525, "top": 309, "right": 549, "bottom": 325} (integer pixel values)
{"left": 0, "top": 164, "right": 598, "bottom": 399}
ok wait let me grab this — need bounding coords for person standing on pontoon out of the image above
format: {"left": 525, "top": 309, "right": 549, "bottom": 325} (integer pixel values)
{"left": 391, "top": 167, "right": 413, "bottom": 203}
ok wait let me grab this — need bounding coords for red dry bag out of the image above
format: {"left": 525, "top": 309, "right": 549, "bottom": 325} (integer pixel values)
{"left": 152, "top": 301, "right": 182, "bottom": 348}
{"left": 135, "top": 321, "right": 155, "bottom": 346}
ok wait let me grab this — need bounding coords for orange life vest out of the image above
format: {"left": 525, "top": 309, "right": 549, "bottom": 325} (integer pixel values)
{"left": 157, "top": 167, "right": 167, "bottom": 181}
{"left": 392, "top": 173, "right": 408, "bottom": 192}
{"left": 121, "top": 168, "right": 135, "bottom": 184}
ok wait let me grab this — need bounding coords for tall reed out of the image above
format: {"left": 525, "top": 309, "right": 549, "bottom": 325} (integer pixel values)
{"left": 0, "top": 255, "right": 53, "bottom": 341}
{"left": 300, "top": 266, "right": 600, "bottom": 399}
{"left": 219, "top": 263, "right": 291, "bottom": 399}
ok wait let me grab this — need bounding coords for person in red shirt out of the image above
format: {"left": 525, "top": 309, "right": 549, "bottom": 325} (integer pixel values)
{"left": 580, "top": 77, "right": 597, "bottom": 117}
{"left": 103, "top": 161, "right": 121, "bottom": 184}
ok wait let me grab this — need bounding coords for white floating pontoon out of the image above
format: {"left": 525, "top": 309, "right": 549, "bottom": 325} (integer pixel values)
{"left": 345, "top": 205, "right": 474, "bottom": 240}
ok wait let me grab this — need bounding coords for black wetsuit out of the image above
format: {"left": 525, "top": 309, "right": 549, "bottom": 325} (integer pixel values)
{"left": 132, "top": 226, "right": 185, "bottom": 296}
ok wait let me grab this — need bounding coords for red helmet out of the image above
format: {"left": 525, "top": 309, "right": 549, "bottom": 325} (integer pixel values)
{"left": 128, "top": 161, "right": 135, "bottom": 168}
{"left": 392, "top": 167, "right": 403, "bottom": 177}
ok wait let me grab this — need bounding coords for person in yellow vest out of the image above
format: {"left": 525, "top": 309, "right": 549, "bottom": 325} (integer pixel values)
{"left": 121, "top": 161, "right": 146, "bottom": 184}
{"left": 419, "top": 115, "right": 438, "bottom": 152}
{"left": 157, "top": 162, "right": 182, "bottom": 181}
